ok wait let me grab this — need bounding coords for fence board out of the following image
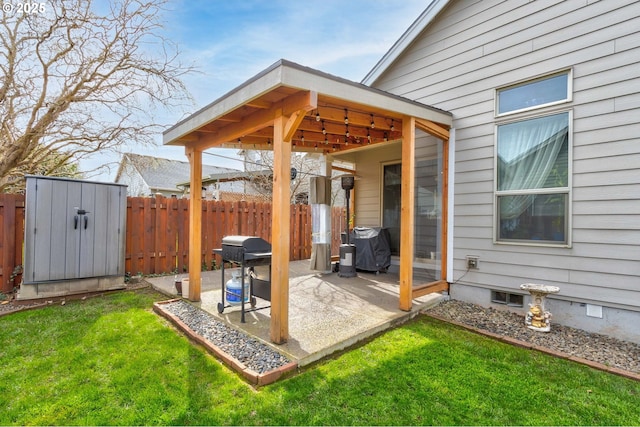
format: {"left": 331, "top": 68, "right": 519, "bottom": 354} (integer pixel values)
{"left": 0, "top": 194, "right": 343, "bottom": 290}
{"left": 165, "top": 196, "right": 179, "bottom": 272}
{"left": 0, "top": 195, "right": 24, "bottom": 293}
{"left": 154, "top": 195, "right": 168, "bottom": 273}
{"left": 177, "top": 198, "right": 190, "bottom": 272}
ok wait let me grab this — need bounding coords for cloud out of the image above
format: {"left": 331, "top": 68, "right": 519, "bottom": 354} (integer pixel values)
{"left": 165, "top": 0, "right": 427, "bottom": 107}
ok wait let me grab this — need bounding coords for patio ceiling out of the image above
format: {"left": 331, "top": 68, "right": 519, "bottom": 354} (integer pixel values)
{"left": 162, "top": 59, "right": 452, "bottom": 152}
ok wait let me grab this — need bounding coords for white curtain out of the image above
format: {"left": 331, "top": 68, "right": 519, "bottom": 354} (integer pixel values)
{"left": 498, "top": 113, "right": 568, "bottom": 219}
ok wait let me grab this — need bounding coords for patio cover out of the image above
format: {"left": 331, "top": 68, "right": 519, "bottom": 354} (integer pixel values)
{"left": 163, "top": 59, "right": 452, "bottom": 344}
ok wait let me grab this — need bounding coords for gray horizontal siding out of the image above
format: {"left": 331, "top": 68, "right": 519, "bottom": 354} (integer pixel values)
{"left": 372, "top": 0, "right": 640, "bottom": 310}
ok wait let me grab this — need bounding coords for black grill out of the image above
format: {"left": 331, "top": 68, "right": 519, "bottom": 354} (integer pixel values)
{"left": 220, "top": 235, "right": 272, "bottom": 264}
{"left": 214, "top": 235, "right": 272, "bottom": 323}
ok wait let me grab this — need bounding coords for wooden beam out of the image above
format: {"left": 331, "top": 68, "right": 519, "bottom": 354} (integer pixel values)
{"left": 186, "top": 146, "right": 202, "bottom": 302}
{"left": 284, "top": 109, "right": 308, "bottom": 142}
{"left": 270, "top": 111, "right": 291, "bottom": 344}
{"left": 415, "top": 118, "right": 449, "bottom": 141}
{"left": 399, "top": 116, "right": 415, "bottom": 311}
{"left": 440, "top": 137, "right": 449, "bottom": 282}
{"left": 194, "top": 90, "right": 317, "bottom": 150}
{"left": 412, "top": 280, "right": 449, "bottom": 299}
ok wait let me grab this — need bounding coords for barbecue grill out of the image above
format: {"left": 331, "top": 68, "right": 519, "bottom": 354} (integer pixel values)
{"left": 214, "top": 235, "right": 272, "bottom": 322}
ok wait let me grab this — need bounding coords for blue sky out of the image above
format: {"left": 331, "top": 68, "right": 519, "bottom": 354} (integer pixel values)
{"left": 86, "top": 0, "right": 428, "bottom": 179}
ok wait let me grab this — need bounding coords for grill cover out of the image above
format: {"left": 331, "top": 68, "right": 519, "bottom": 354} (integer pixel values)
{"left": 352, "top": 227, "right": 391, "bottom": 272}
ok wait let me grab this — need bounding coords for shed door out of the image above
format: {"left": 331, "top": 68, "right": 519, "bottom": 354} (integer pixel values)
{"left": 24, "top": 177, "right": 125, "bottom": 283}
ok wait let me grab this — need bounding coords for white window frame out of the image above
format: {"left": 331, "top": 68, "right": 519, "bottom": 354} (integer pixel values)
{"left": 495, "top": 69, "right": 572, "bottom": 117}
{"left": 493, "top": 70, "right": 573, "bottom": 248}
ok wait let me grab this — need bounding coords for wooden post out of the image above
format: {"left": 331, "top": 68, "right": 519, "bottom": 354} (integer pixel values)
{"left": 440, "top": 137, "right": 449, "bottom": 281}
{"left": 399, "top": 116, "right": 416, "bottom": 311}
{"left": 186, "top": 146, "right": 202, "bottom": 302}
{"left": 270, "top": 112, "right": 291, "bottom": 343}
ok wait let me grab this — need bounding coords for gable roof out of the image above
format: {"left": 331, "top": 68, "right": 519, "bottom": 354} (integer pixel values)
{"left": 362, "top": 0, "right": 451, "bottom": 86}
{"left": 117, "top": 153, "right": 240, "bottom": 192}
{"left": 163, "top": 59, "right": 452, "bottom": 152}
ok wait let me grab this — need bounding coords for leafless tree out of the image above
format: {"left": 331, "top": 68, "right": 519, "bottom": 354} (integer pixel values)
{"left": 0, "top": 0, "right": 193, "bottom": 192}
{"left": 240, "top": 150, "right": 311, "bottom": 203}
{"left": 241, "top": 150, "right": 345, "bottom": 205}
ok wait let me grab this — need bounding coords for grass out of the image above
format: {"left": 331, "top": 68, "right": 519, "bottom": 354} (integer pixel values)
{"left": 0, "top": 288, "right": 638, "bottom": 426}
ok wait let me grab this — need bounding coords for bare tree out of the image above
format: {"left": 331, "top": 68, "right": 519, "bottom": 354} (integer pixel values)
{"left": 240, "top": 150, "right": 312, "bottom": 204}
{"left": 0, "top": 0, "right": 193, "bottom": 192}
{"left": 241, "top": 150, "right": 345, "bottom": 205}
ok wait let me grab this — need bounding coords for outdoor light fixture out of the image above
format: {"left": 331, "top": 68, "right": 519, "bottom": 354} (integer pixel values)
{"left": 300, "top": 130, "right": 305, "bottom": 143}
{"left": 370, "top": 114, "right": 375, "bottom": 129}
{"left": 315, "top": 110, "right": 321, "bottom": 121}
{"left": 384, "top": 132, "right": 388, "bottom": 141}
{"left": 322, "top": 120, "right": 326, "bottom": 135}
{"left": 390, "top": 119, "right": 395, "bottom": 132}
{"left": 345, "top": 124, "right": 349, "bottom": 138}
{"left": 324, "top": 136, "right": 329, "bottom": 144}
{"left": 367, "top": 129, "right": 371, "bottom": 143}
{"left": 344, "top": 108, "right": 348, "bottom": 124}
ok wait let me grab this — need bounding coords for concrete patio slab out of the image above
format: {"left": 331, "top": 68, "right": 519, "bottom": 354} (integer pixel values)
{"left": 146, "top": 260, "right": 446, "bottom": 367}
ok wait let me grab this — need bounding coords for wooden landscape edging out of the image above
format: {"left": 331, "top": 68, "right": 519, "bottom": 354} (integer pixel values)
{"left": 153, "top": 300, "right": 298, "bottom": 386}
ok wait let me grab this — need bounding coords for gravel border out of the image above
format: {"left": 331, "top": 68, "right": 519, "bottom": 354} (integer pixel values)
{"left": 160, "top": 299, "right": 291, "bottom": 375}
{"left": 425, "top": 300, "right": 640, "bottom": 377}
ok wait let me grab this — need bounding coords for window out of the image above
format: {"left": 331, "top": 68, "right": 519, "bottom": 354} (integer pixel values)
{"left": 495, "top": 71, "right": 571, "bottom": 246}
{"left": 491, "top": 291, "right": 524, "bottom": 307}
{"left": 497, "top": 71, "right": 570, "bottom": 115}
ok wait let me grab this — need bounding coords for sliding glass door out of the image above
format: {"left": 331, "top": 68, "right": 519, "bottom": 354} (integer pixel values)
{"left": 382, "top": 139, "right": 443, "bottom": 283}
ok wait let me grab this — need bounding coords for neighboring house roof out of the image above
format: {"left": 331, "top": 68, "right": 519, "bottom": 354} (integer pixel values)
{"left": 177, "top": 169, "right": 272, "bottom": 189}
{"left": 216, "top": 190, "right": 272, "bottom": 203}
{"left": 204, "top": 169, "right": 272, "bottom": 184}
{"left": 115, "top": 153, "right": 239, "bottom": 193}
{"left": 362, "top": 0, "right": 451, "bottom": 86}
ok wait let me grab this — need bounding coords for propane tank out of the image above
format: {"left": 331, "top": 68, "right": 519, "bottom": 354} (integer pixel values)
{"left": 225, "top": 270, "right": 248, "bottom": 305}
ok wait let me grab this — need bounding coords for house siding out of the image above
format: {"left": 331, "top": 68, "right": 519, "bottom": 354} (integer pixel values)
{"left": 371, "top": 0, "right": 640, "bottom": 341}
{"left": 116, "top": 162, "right": 150, "bottom": 196}
{"left": 350, "top": 143, "right": 401, "bottom": 228}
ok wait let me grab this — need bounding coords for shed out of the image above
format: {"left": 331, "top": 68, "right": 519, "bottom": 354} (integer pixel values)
{"left": 21, "top": 176, "right": 127, "bottom": 299}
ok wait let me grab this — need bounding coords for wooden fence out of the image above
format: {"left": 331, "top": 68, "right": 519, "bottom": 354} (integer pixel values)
{"left": 0, "top": 194, "right": 345, "bottom": 294}
{"left": 0, "top": 195, "right": 25, "bottom": 294}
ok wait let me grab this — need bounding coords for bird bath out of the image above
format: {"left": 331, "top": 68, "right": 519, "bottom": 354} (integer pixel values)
{"left": 520, "top": 283, "right": 560, "bottom": 332}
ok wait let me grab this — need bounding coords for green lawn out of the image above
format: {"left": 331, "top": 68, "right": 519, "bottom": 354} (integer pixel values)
{"left": 0, "top": 288, "right": 638, "bottom": 426}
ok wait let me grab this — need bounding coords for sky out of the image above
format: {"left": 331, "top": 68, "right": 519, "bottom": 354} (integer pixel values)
{"left": 83, "top": 0, "right": 429, "bottom": 180}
